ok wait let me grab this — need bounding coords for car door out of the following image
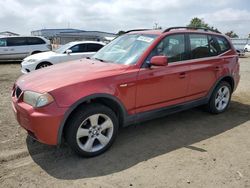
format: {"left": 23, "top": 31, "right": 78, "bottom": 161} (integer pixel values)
{"left": 66, "top": 44, "right": 88, "bottom": 61}
{"left": 185, "top": 34, "right": 224, "bottom": 101}
{"left": 6, "top": 37, "right": 29, "bottom": 60}
{"left": 136, "top": 34, "right": 190, "bottom": 113}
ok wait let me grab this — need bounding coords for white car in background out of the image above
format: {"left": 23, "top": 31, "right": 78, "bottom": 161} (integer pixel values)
{"left": 21, "top": 41, "right": 105, "bottom": 73}
{"left": 245, "top": 44, "right": 250, "bottom": 52}
{"left": 0, "top": 36, "right": 51, "bottom": 60}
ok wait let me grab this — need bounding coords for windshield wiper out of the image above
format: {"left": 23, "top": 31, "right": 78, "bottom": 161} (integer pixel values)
{"left": 93, "top": 57, "right": 105, "bottom": 62}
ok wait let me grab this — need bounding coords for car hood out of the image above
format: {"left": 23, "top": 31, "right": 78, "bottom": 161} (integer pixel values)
{"left": 24, "top": 51, "right": 57, "bottom": 60}
{"left": 16, "top": 59, "right": 129, "bottom": 93}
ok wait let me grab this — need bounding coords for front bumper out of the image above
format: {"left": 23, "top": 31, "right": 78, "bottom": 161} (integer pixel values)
{"left": 21, "top": 60, "right": 38, "bottom": 74}
{"left": 12, "top": 89, "right": 68, "bottom": 145}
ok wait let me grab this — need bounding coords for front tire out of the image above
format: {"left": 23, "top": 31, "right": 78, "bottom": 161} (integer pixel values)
{"left": 36, "top": 62, "right": 52, "bottom": 69}
{"left": 206, "top": 81, "right": 232, "bottom": 114}
{"left": 65, "top": 104, "right": 119, "bottom": 157}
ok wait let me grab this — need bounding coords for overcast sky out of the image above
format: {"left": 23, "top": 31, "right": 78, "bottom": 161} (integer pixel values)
{"left": 0, "top": 0, "right": 249, "bottom": 37}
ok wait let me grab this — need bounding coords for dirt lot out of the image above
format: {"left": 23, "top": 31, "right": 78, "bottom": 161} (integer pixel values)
{"left": 0, "top": 55, "right": 250, "bottom": 188}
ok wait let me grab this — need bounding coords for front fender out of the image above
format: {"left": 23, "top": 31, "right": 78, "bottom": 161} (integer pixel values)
{"left": 56, "top": 93, "right": 127, "bottom": 145}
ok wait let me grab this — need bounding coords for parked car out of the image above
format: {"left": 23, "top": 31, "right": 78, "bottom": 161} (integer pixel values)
{"left": 0, "top": 36, "right": 51, "bottom": 60}
{"left": 232, "top": 43, "right": 246, "bottom": 57}
{"left": 244, "top": 43, "right": 250, "bottom": 52}
{"left": 236, "top": 48, "right": 245, "bottom": 57}
{"left": 12, "top": 27, "right": 240, "bottom": 157}
{"left": 21, "top": 41, "right": 105, "bottom": 73}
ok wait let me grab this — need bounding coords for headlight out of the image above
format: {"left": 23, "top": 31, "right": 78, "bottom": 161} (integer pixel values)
{"left": 22, "top": 59, "right": 37, "bottom": 64}
{"left": 23, "top": 91, "right": 54, "bottom": 108}
{"left": 27, "top": 59, "right": 37, "bottom": 62}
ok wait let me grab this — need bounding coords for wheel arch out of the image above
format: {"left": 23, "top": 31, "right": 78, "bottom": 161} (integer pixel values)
{"left": 36, "top": 61, "right": 52, "bottom": 69}
{"left": 57, "top": 93, "right": 128, "bottom": 145}
{"left": 220, "top": 76, "right": 235, "bottom": 91}
{"left": 208, "top": 75, "right": 235, "bottom": 100}
{"left": 31, "top": 51, "right": 42, "bottom": 55}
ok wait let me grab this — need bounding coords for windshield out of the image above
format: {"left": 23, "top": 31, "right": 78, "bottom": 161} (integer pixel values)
{"left": 93, "top": 34, "right": 157, "bottom": 65}
{"left": 54, "top": 43, "right": 74, "bottom": 54}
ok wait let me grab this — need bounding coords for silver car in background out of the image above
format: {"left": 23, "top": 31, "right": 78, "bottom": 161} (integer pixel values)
{"left": 0, "top": 36, "right": 51, "bottom": 60}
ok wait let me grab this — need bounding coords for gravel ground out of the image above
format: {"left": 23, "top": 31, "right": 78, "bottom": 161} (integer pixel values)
{"left": 0, "top": 55, "right": 250, "bottom": 188}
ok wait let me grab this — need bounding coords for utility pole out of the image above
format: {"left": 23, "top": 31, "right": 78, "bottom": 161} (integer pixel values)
{"left": 154, "top": 23, "right": 158, "bottom": 29}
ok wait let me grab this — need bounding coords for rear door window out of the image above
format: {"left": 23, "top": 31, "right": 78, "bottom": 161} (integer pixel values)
{"left": 208, "top": 35, "right": 220, "bottom": 56}
{"left": 189, "top": 34, "right": 210, "bottom": 59}
{"left": 86, "top": 43, "right": 103, "bottom": 52}
{"left": 27, "top": 37, "right": 45, "bottom": 45}
{"left": 215, "top": 36, "right": 231, "bottom": 53}
{"left": 7, "top": 37, "right": 28, "bottom": 46}
{"left": 70, "top": 44, "right": 87, "bottom": 53}
{"left": 0, "top": 38, "right": 7, "bottom": 47}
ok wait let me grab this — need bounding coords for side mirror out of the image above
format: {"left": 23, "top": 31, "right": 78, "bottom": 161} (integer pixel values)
{"left": 150, "top": 56, "right": 168, "bottom": 66}
{"left": 66, "top": 49, "right": 72, "bottom": 55}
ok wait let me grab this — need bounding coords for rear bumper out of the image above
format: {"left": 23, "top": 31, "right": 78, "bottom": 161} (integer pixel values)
{"left": 12, "top": 97, "right": 67, "bottom": 145}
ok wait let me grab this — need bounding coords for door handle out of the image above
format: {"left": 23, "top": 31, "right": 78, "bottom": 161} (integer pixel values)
{"left": 179, "top": 72, "right": 186, "bottom": 78}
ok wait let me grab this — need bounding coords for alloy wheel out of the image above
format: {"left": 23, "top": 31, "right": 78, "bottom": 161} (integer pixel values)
{"left": 215, "top": 86, "right": 230, "bottom": 111}
{"left": 76, "top": 114, "right": 114, "bottom": 152}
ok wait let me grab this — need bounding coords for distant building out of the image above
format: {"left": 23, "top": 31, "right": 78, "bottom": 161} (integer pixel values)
{"left": 0, "top": 31, "right": 19, "bottom": 36}
{"left": 31, "top": 28, "right": 116, "bottom": 45}
{"left": 231, "top": 38, "right": 250, "bottom": 49}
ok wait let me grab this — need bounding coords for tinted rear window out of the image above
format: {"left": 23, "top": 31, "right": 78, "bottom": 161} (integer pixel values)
{"left": 70, "top": 44, "right": 87, "bottom": 53}
{"left": 7, "top": 37, "right": 27, "bottom": 46}
{"left": 86, "top": 43, "right": 103, "bottom": 52}
{"left": 27, "top": 37, "right": 45, "bottom": 45}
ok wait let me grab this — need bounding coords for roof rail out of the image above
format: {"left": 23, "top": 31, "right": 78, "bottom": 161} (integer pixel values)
{"left": 125, "top": 29, "right": 151, "bottom": 34}
{"left": 163, "top": 27, "right": 221, "bottom": 34}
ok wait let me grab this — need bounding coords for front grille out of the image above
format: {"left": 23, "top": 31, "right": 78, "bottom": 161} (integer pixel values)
{"left": 15, "top": 86, "right": 22, "bottom": 99}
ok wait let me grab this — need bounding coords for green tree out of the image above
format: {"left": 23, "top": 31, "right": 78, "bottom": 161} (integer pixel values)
{"left": 248, "top": 33, "right": 250, "bottom": 38}
{"left": 117, "top": 30, "right": 126, "bottom": 35}
{"left": 225, "top": 31, "right": 239, "bottom": 38}
{"left": 187, "top": 17, "right": 219, "bottom": 32}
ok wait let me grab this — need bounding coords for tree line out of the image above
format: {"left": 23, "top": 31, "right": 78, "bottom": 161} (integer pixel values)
{"left": 117, "top": 17, "right": 250, "bottom": 38}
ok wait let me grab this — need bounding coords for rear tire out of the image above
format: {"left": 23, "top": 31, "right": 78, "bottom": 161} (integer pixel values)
{"left": 206, "top": 81, "right": 232, "bottom": 114}
{"left": 65, "top": 104, "right": 119, "bottom": 157}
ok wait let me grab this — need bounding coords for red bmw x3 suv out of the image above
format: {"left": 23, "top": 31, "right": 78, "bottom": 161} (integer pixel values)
{"left": 12, "top": 27, "right": 240, "bottom": 157}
